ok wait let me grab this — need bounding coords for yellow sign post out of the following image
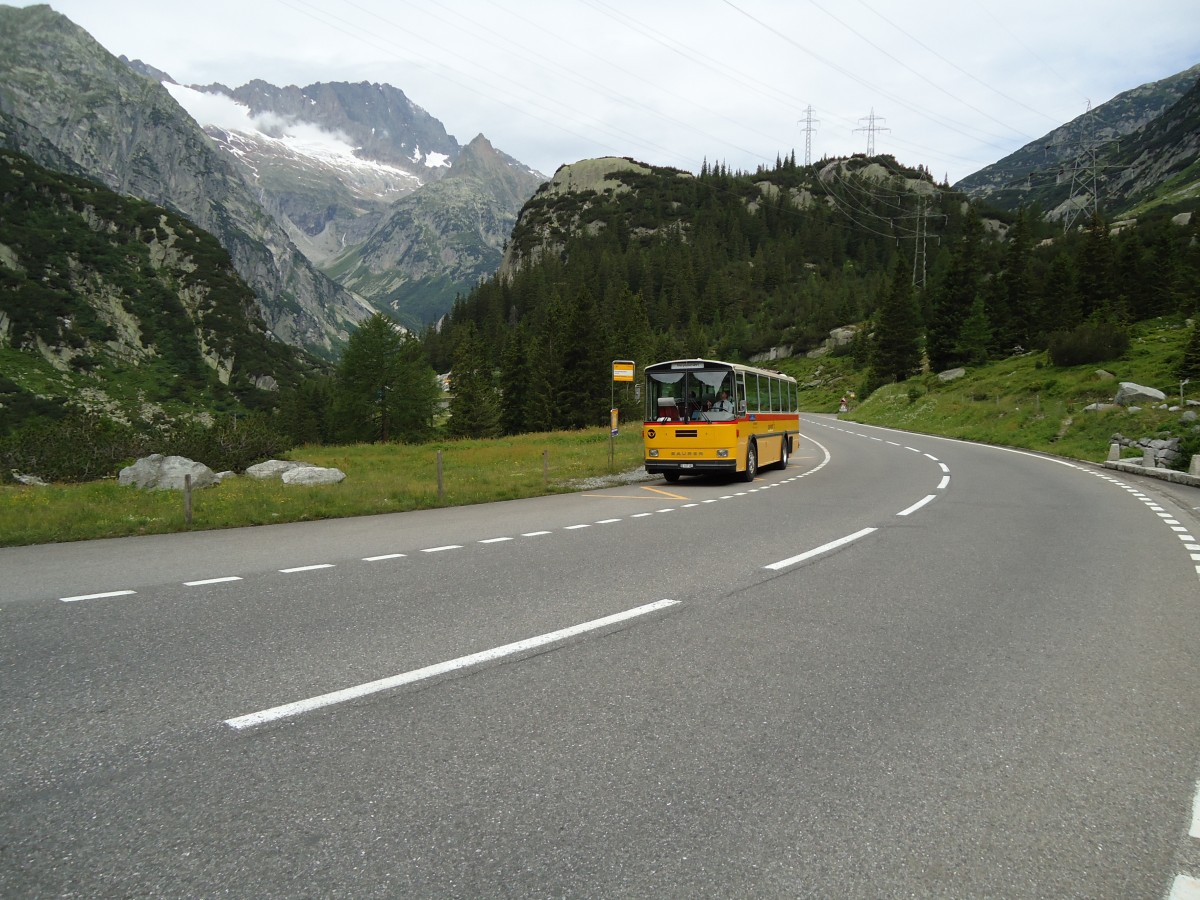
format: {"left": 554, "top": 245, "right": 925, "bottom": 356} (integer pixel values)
{"left": 610, "top": 360, "right": 635, "bottom": 468}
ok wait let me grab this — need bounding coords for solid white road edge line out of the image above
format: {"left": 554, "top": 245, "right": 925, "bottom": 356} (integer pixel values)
{"left": 764, "top": 528, "right": 878, "bottom": 571}
{"left": 224, "top": 598, "right": 681, "bottom": 731}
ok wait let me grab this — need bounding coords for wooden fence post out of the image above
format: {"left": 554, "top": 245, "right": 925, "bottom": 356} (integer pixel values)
{"left": 183, "top": 474, "right": 193, "bottom": 526}
{"left": 437, "top": 450, "right": 444, "bottom": 503}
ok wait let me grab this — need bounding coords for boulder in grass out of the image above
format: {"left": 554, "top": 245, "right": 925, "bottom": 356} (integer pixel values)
{"left": 119, "top": 454, "right": 218, "bottom": 491}
{"left": 281, "top": 466, "right": 346, "bottom": 486}
{"left": 245, "top": 459, "right": 313, "bottom": 480}
{"left": 1114, "top": 382, "right": 1166, "bottom": 406}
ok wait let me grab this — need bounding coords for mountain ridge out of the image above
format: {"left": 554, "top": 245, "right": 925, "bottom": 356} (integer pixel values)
{"left": 155, "top": 73, "right": 545, "bottom": 327}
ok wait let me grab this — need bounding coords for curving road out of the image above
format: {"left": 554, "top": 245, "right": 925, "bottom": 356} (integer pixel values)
{"left": 3, "top": 413, "right": 1200, "bottom": 898}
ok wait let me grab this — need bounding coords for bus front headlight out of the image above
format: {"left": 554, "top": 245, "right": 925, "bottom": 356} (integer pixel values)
{"left": 648, "top": 449, "right": 659, "bottom": 458}
{"left": 716, "top": 449, "right": 729, "bottom": 458}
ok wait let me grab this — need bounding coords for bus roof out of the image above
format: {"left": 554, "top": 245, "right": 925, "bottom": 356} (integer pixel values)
{"left": 644, "top": 358, "right": 797, "bottom": 383}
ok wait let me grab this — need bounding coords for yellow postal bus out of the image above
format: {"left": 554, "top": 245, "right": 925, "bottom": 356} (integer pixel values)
{"left": 642, "top": 358, "right": 799, "bottom": 483}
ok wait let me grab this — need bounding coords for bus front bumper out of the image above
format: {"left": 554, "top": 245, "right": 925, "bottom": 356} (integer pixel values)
{"left": 644, "top": 460, "right": 738, "bottom": 475}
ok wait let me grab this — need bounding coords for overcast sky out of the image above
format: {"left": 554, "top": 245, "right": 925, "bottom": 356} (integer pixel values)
{"left": 14, "top": 0, "right": 1200, "bottom": 183}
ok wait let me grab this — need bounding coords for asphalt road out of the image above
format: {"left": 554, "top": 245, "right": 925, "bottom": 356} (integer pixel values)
{"left": 4, "top": 413, "right": 1200, "bottom": 898}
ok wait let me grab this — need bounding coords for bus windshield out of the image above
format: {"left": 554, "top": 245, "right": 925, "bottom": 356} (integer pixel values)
{"left": 646, "top": 364, "right": 736, "bottom": 422}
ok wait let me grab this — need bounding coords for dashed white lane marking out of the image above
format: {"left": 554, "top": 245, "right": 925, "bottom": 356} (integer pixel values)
{"left": 1189, "top": 781, "right": 1200, "bottom": 838}
{"left": 45, "top": 430, "right": 843, "bottom": 605}
{"left": 897, "top": 494, "right": 937, "bottom": 517}
{"left": 224, "top": 598, "right": 681, "bottom": 730}
{"left": 765, "top": 527, "right": 878, "bottom": 571}
{"left": 1170, "top": 874, "right": 1200, "bottom": 899}
{"left": 60, "top": 589, "right": 137, "bottom": 603}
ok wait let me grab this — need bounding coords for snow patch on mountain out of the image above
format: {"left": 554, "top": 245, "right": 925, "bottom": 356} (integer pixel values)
{"left": 164, "top": 83, "right": 442, "bottom": 179}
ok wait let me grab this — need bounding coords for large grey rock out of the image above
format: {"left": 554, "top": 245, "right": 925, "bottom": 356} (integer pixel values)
{"left": 1114, "top": 382, "right": 1166, "bottom": 406}
{"left": 937, "top": 367, "right": 966, "bottom": 383}
{"left": 281, "top": 466, "right": 346, "bottom": 486}
{"left": 119, "top": 454, "right": 218, "bottom": 490}
{"left": 245, "top": 459, "right": 313, "bottom": 479}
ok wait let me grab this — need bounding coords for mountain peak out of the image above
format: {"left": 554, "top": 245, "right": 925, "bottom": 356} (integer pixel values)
{"left": 451, "top": 133, "right": 545, "bottom": 186}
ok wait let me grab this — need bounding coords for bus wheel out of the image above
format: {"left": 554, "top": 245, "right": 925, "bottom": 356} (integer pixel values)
{"left": 779, "top": 436, "right": 789, "bottom": 469}
{"left": 741, "top": 440, "right": 757, "bottom": 482}
{"left": 664, "top": 471, "right": 681, "bottom": 483}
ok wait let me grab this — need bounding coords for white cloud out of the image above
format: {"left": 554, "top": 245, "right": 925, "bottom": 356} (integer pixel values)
{"left": 17, "top": 0, "right": 1200, "bottom": 183}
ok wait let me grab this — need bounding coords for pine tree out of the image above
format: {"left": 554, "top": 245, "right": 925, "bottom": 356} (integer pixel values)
{"left": 954, "top": 294, "right": 992, "bottom": 366}
{"left": 1178, "top": 322, "right": 1200, "bottom": 381}
{"left": 447, "top": 325, "right": 501, "bottom": 439}
{"left": 994, "top": 207, "right": 1034, "bottom": 351}
{"left": 391, "top": 333, "right": 441, "bottom": 443}
{"left": 1077, "top": 212, "right": 1117, "bottom": 321}
{"left": 869, "top": 259, "right": 923, "bottom": 386}
{"left": 1040, "top": 252, "right": 1079, "bottom": 334}
{"left": 926, "top": 211, "right": 984, "bottom": 371}
{"left": 498, "top": 325, "right": 531, "bottom": 436}
{"left": 557, "top": 287, "right": 606, "bottom": 429}
{"left": 330, "top": 313, "right": 435, "bottom": 443}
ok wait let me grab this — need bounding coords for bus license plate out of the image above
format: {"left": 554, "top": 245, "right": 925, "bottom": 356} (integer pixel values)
{"left": 680, "top": 463, "right": 694, "bottom": 468}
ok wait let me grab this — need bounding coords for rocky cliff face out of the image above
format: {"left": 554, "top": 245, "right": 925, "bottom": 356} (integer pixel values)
{"left": 954, "top": 63, "right": 1200, "bottom": 220}
{"left": 0, "top": 5, "right": 375, "bottom": 360}
{"left": 1101, "top": 75, "right": 1200, "bottom": 215}
{"left": 0, "top": 147, "right": 313, "bottom": 427}
{"left": 327, "top": 134, "right": 545, "bottom": 326}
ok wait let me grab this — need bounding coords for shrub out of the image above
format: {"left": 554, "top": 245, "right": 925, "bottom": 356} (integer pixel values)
{"left": 1047, "top": 322, "right": 1131, "bottom": 366}
{"left": 0, "top": 411, "right": 143, "bottom": 482}
{"left": 160, "top": 414, "right": 293, "bottom": 473}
